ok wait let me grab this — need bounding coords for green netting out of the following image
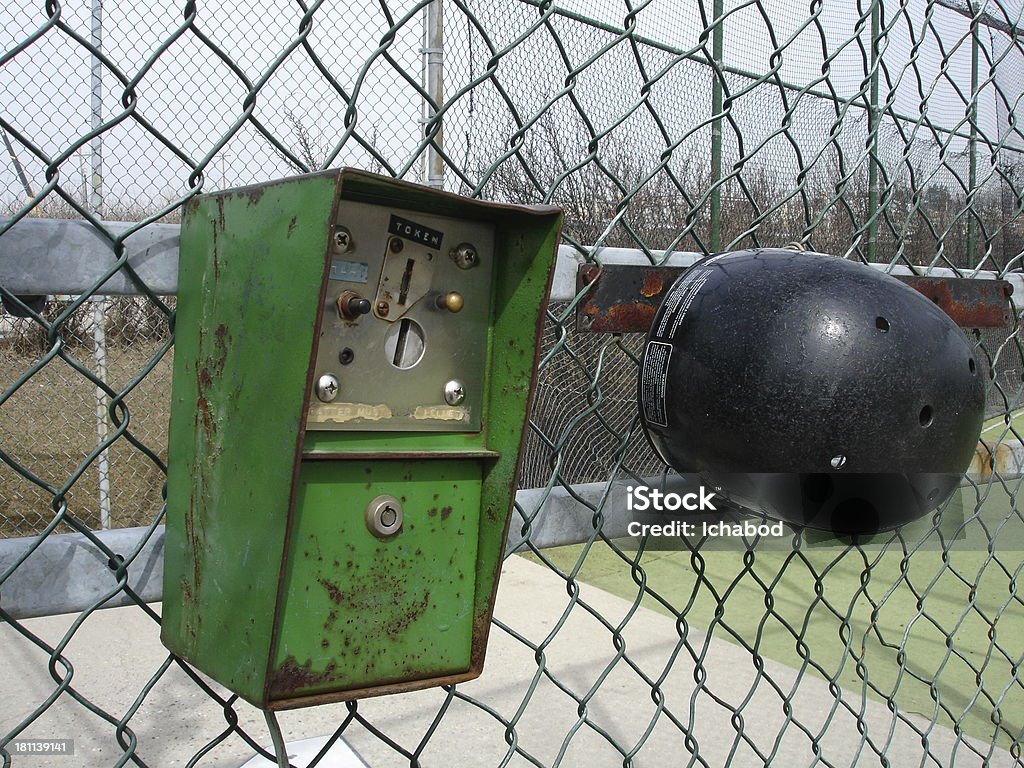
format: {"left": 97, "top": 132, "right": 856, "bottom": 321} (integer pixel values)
{"left": 2, "top": 0, "right": 1023, "bottom": 765}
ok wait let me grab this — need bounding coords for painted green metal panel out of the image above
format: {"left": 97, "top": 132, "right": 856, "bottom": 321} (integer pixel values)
{"left": 162, "top": 168, "right": 562, "bottom": 709}
{"left": 268, "top": 459, "right": 480, "bottom": 701}
{"left": 162, "top": 173, "right": 338, "bottom": 702}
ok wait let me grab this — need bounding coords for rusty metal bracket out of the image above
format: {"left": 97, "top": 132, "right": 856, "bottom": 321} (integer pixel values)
{"left": 576, "top": 264, "right": 1015, "bottom": 333}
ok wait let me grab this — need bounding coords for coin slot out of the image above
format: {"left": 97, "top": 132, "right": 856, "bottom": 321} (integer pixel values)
{"left": 398, "top": 258, "right": 415, "bottom": 306}
{"left": 385, "top": 317, "right": 426, "bottom": 369}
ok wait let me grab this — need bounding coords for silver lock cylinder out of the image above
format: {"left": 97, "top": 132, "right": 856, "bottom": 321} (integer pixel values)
{"left": 365, "top": 495, "right": 403, "bottom": 538}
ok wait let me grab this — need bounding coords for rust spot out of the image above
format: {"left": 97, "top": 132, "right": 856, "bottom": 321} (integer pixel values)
{"left": 245, "top": 186, "right": 266, "bottom": 206}
{"left": 386, "top": 591, "right": 430, "bottom": 637}
{"left": 428, "top": 507, "right": 437, "bottom": 517}
{"left": 195, "top": 395, "right": 215, "bottom": 436}
{"left": 269, "top": 656, "right": 338, "bottom": 697}
{"left": 287, "top": 215, "right": 298, "bottom": 237}
{"left": 584, "top": 301, "right": 659, "bottom": 333}
{"left": 211, "top": 230, "right": 220, "bottom": 282}
{"left": 640, "top": 271, "right": 665, "bottom": 298}
{"left": 318, "top": 577, "right": 345, "bottom": 605}
{"left": 579, "top": 264, "right": 601, "bottom": 285}
{"left": 440, "top": 506, "right": 452, "bottom": 521}
{"left": 316, "top": 560, "right": 433, "bottom": 641}
{"left": 970, "top": 439, "right": 1017, "bottom": 482}
{"left": 471, "top": 608, "right": 492, "bottom": 661}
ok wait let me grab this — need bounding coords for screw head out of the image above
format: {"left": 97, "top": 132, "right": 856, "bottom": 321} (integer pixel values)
{"left": 334, "top": 228, "right": 352, "bottom": 251}
{"left": 316, "top": 373, "right": 339, "bottom": 403}
{"left": 444, "top": 380, "right": 466, "bottom": 406}
{"left": 389, "top": 237, "right": 404, "bottom": 253}
{"left": 376, "top": 300, "right": 390, "bottom": 317}
{"left": 450, "top": 243, "right": 479, "bottom": 270}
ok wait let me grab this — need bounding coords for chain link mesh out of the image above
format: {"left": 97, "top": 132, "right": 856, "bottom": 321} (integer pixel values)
{"left": 2, "top": 0, "right": 1024, "bottom": 765}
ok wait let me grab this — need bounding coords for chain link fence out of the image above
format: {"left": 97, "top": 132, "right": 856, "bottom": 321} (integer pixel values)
{"left": 2, "top": 0, "right": 1024, "bottom": 765}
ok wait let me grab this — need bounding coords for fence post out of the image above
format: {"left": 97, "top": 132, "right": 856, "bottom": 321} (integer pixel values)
{"left": 710, "top": 0, "right": 723, "bottom": 252}
{"left": 422, "top": 0, "right": 444, "bottom": 189}
{"left": 866, "top": 0, "right": 881, "bottom": 263}
{"left": 967, "top": 0, "right": 979, "bottom": 268}
{"left": 90, "top": 0, "right": 111, "bottom": 529}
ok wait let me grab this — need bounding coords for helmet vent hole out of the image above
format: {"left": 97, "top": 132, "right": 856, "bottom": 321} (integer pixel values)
{"left": 830, "top": 454, "right": 847, "bottom": 469}
{"left": 919, "top": 405, "right": 933, "bottom": 427}
{"left": 969, "top": 357, "right": 976, "bottom": 374}
{"left": 875, "top": 316, "right": 890, "bottom": 332}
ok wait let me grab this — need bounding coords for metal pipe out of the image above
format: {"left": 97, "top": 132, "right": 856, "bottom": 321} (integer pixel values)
{"left": 710, "top": 0, "right": 724, "bottom": 251}
{"left": 92, "top": 296, "right": 111, "bottom": 531}
{"left": 90, "top": 0, "right": 104, "bottom": 217}
{"left": 422, "top": 0, "right": 444, "bottom": 189}
{"left": 90, "top": 0, "right": 111, "bottom": 530}
{"left": 967, "top": 0, "right": 980, "bottom": 266}
{"left": 866, "top": 0, "right": 881, "bottom": 263}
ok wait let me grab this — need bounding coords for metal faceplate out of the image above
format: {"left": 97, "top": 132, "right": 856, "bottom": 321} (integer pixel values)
{"left": 306, "top": 201, "right": 495, "bottom": 431}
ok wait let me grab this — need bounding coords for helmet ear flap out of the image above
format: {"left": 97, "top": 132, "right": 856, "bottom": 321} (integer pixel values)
{"left": 638, "top": 249, "right": 986, "bottom": 534}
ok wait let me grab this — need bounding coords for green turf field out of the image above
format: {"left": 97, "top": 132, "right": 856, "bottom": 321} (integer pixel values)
{"left": 520, "top": 482, "right": 1024, "bottom": 748}
{"left": 982, "top": 408, "right": 1024, "bottom": 440}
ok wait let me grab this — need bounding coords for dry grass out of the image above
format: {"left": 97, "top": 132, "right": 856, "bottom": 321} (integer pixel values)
{"left": 0, "top": 339, "right": 172, "bottom": 538}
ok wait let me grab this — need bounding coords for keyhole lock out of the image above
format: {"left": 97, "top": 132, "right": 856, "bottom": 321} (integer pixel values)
{"left": 366, "top": 495, "right": 404, "bottom": 538}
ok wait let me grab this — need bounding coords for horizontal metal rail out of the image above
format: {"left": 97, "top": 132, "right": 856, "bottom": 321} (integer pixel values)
{"left": 4, "top": 217, "right": 1024, "bottom": 300}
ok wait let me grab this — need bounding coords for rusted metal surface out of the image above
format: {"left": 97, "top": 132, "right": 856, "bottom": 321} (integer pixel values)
{"left": 576, "top": 264, "right": 684, "bottom": 333}
{"left": 898, "top": 275, "right": 1013, "bottom": 328}
{"left": 577, "top": 263, "right": 1015, "bottom": 333}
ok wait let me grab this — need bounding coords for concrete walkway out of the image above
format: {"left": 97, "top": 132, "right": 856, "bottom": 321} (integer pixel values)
{"left": 2, "top": 555, "right": 1016, "bottom": 767}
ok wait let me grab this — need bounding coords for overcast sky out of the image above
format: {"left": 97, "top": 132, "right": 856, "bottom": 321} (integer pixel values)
{"left": 1, "top": 0, "right": 1022, "bottom": 212}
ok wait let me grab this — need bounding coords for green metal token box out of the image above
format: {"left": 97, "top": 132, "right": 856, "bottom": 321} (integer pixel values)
{"left": 161, "top": 169, "right": 561, "bottom": 709}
